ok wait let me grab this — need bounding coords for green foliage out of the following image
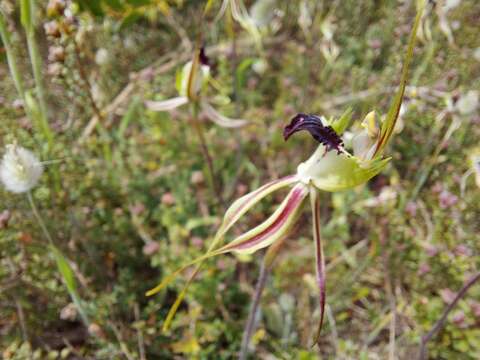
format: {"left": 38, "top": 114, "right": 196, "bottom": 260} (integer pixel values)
{"left": 1, "top": 0, "right": 479, "bottom": 358}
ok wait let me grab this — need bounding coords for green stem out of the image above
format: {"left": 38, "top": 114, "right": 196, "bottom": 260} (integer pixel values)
{"left": 191, "top": 103, "right": 224, "bottom": 206}
{"left": 0, "top": 11, "right": 25, "bottom": 99}
{"left": 27, "top": 191, "right": 54, "bottom": 246}
{"left": 27, "top": 192, "right": 90, "bottom": 326}
{"left": 22, "top": 0, "right": 54, "bottom": 147}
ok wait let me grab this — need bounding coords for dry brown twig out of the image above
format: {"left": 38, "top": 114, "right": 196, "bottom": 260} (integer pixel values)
{"left": 418, "top": 272, "right": 480, "bottom": 360}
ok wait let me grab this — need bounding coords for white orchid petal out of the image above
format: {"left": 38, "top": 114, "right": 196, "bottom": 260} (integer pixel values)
{"left": 144, "top": 97, "right": 189, "bottom": 111}
{"left": 202, "top": 101, "right": 249, "bottom": 128}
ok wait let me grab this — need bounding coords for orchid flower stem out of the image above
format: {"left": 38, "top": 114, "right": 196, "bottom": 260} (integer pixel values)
{"left": 191, "top": 103, "right": 224, "bottom": 206}
{"left": 27, "top": 191, "right": 54, "bottom": 247}
{"left": 239, "top": 238, "right": 285, "bottom": 359}
{"left": 239, "top": 257, "right": 270, "bottom": 360}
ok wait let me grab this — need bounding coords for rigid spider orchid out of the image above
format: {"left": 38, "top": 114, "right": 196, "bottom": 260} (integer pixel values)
{"left": 145, "top": 47, "right": 248, "bottom": 128}
{"left": 147, "top": 3, "right": 423, "bottom": 345}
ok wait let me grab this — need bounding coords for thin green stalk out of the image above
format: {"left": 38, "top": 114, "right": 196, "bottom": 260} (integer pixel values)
{"left": 191, "top": 103, "right": 224, "bottom": 206}
{"left": 0, "top": 11, "right": 25, "bottom": 99}
{"left": 27, "top": 191, "right": 54, "bottom": 246}
{"left": 27, "top": 192, "right": 90, "bottom": 326}
{"left": 21, "top": 0, "right": 54, "bottom": 147}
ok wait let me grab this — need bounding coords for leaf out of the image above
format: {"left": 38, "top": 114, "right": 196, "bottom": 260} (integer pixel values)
{"left": 50, "top": 245, "right": 89, "bottom": 326}
{"left": 20, "top": 0, "right": 32, "bottom": 32}
{"left": 117, "top": 97, "right": 141, "bottom": 138}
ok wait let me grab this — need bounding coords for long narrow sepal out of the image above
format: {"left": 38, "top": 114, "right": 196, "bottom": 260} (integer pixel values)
{"left": 218, "top": 175, "right": 298, "bottom": 239}
{"left": 150, "top": 175, "right": 298, "bottom": 330}
{"left": 201, "top": 101, "right": 249, "bottom": 128}
{"left": 310, "top": 188, "right": 326, "bottom": 346}
{"left": 219, "top": 183, "right": 308, "bottom": 255}
{"left": 373, "top": 2, "right": 424, "bottom": 157}
{"left": 145, "top": 249, "right": 224, "bottom": 297}
{"left": 145, "top": 96, "right": 189, "bottom": 111}
{"left": 146, "top": 183, "right": 306, "bottom": 294}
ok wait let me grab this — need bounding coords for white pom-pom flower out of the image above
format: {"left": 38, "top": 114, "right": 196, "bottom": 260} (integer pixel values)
{"left": 0, "top": 144, "right": 43, "bottom": 193}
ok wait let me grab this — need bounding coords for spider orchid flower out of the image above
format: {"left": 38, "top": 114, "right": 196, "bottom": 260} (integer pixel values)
{"left": 147, "top": 4, "right": 423, "bottom": 344}
{"left": 211, "top": 0, "right": 262, "bottom": 51}
{"left": 145, "top": 47, "right": 248, "bottom": 128}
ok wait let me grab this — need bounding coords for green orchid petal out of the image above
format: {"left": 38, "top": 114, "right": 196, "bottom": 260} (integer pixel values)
{"left": 330, "top": 107, "right": 353, "bottom": 135}
{"left": 298, "top": 146, "right": 390, "bottom": 192}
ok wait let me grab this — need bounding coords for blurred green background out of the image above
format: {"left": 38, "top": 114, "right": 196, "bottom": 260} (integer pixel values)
{"left": 1, "top": 0, "right": 479, "bottom": 358}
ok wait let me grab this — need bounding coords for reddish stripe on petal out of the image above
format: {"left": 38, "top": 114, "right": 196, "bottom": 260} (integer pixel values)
{"left": 233, "top": 175, "right": 296, "bottom": 213}
{"left": 224, "top": 175, "right": 296, "bottom": 224}
{"left": 226, "top": 186, "right": 306, "bottom": 251}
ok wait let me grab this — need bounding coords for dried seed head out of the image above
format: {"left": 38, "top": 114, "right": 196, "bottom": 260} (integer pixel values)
{"left": 44, "top": 20, "right": 61, "bottom": 38}
{"left": 47, "top": 0, "right": 66, "bottom": 17}
{"left": 0, "top": 145, "right": 43, "bottom": 193}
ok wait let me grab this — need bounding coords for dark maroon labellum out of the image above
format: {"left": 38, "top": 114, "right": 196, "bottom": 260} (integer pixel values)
{"left": 199, "top": 47, "right": 210, "bottom": 66}
{"left": 283, "top": 113, "right": 344, "bottom": 153}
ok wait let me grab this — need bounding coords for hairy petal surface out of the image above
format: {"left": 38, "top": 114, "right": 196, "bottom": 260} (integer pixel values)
{"left": 145, "top": 96, "right": 189, "bottom": 111}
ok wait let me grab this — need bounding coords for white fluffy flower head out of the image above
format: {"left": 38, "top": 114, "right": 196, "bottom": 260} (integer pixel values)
{"left": 0, "top": 144, "right": 43, "bottom": 193}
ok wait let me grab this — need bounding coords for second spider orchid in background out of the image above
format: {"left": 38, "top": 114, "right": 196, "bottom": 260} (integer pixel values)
{"left": 147, "top": 1, "right": 424, "bottom": 346}
{"left": 145, "top": 47, "right": 248, "bottom": 128}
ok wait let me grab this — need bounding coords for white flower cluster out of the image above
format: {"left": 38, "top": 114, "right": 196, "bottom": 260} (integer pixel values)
{"left": 0, "top": 144, "right": 43, "bottom": 193}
